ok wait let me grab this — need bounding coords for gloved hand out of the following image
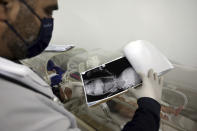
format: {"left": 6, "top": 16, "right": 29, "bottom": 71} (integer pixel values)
{"left": 129, "top": 69, "right": 163, "bottom": 103}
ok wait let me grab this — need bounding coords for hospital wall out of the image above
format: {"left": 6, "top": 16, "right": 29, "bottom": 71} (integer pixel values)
{"left": 51, "top": 0, "right": 197, "bottom": 88}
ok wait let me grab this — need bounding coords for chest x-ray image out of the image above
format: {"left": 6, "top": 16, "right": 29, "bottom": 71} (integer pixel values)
{"left": 81, "top": 57, "right": 142, "bottom": 105}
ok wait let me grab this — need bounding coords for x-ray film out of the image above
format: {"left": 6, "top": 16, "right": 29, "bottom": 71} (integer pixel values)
{"left": 81, "top": 57, "right": 142, "bottom": 107}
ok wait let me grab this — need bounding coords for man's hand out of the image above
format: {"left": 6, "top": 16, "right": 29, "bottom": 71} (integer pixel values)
{"left": 129, "top": 69, "right": 163, "bottom": 103}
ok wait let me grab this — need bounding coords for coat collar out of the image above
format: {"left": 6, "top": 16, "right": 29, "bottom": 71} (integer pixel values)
{"left": 0, "top": 57, "right": 55, "bottom": 98}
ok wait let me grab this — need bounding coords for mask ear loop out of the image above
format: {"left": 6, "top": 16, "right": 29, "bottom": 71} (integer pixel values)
{"left": 19, "top": 0, "right": 42, "bottom": 21}
{"left": 1, "top": 0, "right": 43, "bottom": 46}
{"left": 3, "top": 20, "right": 28, "bottom": 45}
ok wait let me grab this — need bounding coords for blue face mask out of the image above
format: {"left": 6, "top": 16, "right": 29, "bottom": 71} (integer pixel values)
{"left": 2, "top": 0, "right": 54, "bottom": 58}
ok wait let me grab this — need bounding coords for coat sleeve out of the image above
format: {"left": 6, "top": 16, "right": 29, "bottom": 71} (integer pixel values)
{"left": 122, "top": 97, "right": 161, "bottom": 131}
{"left": 0, "top": 78, "right": 80, "bottom": 131}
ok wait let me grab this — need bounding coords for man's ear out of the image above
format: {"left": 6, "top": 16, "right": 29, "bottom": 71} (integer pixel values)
{"left": 0, "top": 0, "right": 20, "bottom": 22}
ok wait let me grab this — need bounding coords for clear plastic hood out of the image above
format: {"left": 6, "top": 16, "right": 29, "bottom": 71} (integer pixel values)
{"left": 21, "top": 48, "right": 197, "bottom": 131}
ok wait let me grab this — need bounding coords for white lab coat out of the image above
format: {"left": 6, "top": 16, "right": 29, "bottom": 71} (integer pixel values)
{"left": 0, "top": 57, "right": 80, "bottom": 131}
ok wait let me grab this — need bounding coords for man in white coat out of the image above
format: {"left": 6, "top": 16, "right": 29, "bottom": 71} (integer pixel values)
{"left": 0, "top": 0, "right": 80, "bottom": 131}
{"left": 0, "top": 0, "right": 163, "bottom": 131}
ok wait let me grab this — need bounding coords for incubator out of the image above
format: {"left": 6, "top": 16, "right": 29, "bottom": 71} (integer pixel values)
{"left": 21, "top": 47, "right": 197, "bottom": 131}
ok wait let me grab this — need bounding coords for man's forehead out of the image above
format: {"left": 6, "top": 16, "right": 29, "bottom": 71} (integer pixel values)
{"left": 0, "top": 0, "right": 58, "bottom": 7}
{"left": 38, "top": 0, "right": 58, "bottom": 9}
{"left": 0, "top": 0, "right": 20, "bottom": 2}
{"left": 38, "top": 0, "right": 58, "bottom": 6}
{"left": 0, "top": 0, "right": 57, "bottom": 4}
{"left": 44, "top": 0, "right": 58, "bottom": 5}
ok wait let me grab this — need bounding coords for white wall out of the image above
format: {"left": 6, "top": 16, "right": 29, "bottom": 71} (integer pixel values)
{"left": 51, "top": 0, "right": 197, "bottom": 68}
